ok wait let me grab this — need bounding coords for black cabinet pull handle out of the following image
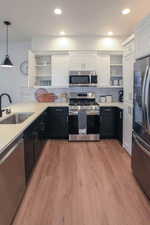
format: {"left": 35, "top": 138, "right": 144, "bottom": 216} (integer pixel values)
{"left": 55, "top": 109, "right": 63, "bottom": 112}
{"left": 101, "top": 108, "right": 112, "bottom": 112}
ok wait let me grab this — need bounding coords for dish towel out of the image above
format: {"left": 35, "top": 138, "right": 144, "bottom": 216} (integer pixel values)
{"left": 78, "top": 110, "right": 87, "bottom": 135}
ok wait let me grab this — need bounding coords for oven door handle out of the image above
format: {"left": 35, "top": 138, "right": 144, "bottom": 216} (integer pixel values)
{"left": 69, "top": 111, "right": 78, "bottom": 115}
{"left": 69, "top": 111, "right": 100, "bottom": 116}
{"left": 86, "top": 111, "right": 100, "bottom": 115}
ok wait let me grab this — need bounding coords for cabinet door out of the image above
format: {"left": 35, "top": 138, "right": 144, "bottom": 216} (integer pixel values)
{"left": 28, "top": 50, "right": 36, "bottom": 87}
{"left": 97, "top": 55, "right": 110, "bottom": 87}
{"left": 46, "top": 107, "right": 68, "bottom": 139}
{"left": 100, "top": 107, "right": 116, "bottom": 138}
{"left": 135, "top": 17, "right": 150, "bottom": 59}
{"left": 52, "top": 55, "right": 69, "bottom": 87}
{"left": 24, "top": 130, "right": 35, "bottom": 183}
{"left": 69, "top": 53, "right": 97, "bottom": 71}
{"left": 123, "top": 104, "right": 133, "bottom": 155}
{"left": 123, "top": 41, "right": 135, "bottom": 104}
{"left": 116, "top": 109, "right": 123, "bottom": 144}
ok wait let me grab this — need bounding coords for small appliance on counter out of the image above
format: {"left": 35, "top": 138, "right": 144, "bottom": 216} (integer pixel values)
{"left": 106, "top": 95, "right": 112, "bottom": 103}
{"left": 119, "top": 79, "right": 123, "bottom": 86}
{"left": 113, "top": 79, "right": 119, "bottom": 86}
{"left": 69, "top": 71, "right": 97, "bottom": 87}
{"left": 68, "top": 92, "right": 100, "bottom": 141}
{"left": 119, "top": 90, "right": 123, "bottom": 102}
{"left": 100, "top": 96, "right": 106, "bottom": 103}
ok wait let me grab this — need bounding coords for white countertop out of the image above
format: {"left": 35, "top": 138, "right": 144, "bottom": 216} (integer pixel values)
{"left": 0, "top": 102, "right": 124, "bottom": 154}
{"left": 98, "top": 102, "right": 124, "bottom": 109}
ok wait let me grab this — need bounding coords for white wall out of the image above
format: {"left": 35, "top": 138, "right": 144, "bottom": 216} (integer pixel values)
{"left": 32, "top": 36, "right": 123, "bottom": 51}
{"left": 0, "top": 41, "right": 30, "bottom": 107}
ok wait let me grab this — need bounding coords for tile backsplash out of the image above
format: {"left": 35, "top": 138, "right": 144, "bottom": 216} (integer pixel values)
{"left": 20, "top": 87, "right": 123, "bottom": 103}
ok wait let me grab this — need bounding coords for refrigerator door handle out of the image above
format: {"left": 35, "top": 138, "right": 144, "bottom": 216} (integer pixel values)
{"left": 142, "top": 65, "right": 149, "bottom": 129}
{"left": 145, "top": 68, "right": 150, "bottom": 132}
{"left": 133, "top": 133, "right": 150, "bottom": 156}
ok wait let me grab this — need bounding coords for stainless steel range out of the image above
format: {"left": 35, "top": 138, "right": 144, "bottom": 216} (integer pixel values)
{"left": 69, "top": 92, "right": 100, "bottom": 141}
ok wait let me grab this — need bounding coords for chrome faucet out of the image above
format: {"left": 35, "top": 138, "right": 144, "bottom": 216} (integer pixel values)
{"left": 0, "top": 93, "right": 12, "bottom": 117}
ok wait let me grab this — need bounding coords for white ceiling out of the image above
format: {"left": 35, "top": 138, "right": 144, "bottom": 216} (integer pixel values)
{"left": 0, "top": 0, "right": 150, "bottom": 40}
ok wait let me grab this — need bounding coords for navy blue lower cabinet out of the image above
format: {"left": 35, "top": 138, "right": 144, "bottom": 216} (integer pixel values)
{"left": 100, "top": 107, "right": 117, "bottom": 139}
{"left": 100, "top": 107, "right": 123, "bottom": 144}
{"left": 45, "top": 107, "right": 69, "bottom": 139}
{"left": 24, "top": 125, "right": 35, "bottom": 183}
{"left": 24, "top": 111, "right": 47, "bottom": 183}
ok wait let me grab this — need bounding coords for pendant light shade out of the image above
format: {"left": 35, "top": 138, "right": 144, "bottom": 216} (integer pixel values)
{"left": 1, "top": 21, "right": 14, "bottom": 68}
{"left": 1, "top": 55, "right": 14, "bottom": 67}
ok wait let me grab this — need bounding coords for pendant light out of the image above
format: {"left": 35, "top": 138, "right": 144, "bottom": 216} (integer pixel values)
{"left": 1, "top": 21, "right": 14, "bottom": 67}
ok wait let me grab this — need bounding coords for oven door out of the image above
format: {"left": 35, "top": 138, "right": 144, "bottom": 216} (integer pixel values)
{"left": 87, "top": 112, "right": 100, "bottom": 134}
{"left": 69, "top": 75, "right": 90, "bottom": 86}
{"left": 69, "top": 113, "right": 78, "bottom": 135}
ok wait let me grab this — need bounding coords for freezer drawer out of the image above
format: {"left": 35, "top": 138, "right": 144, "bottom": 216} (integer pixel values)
{"left": 0, "top": 137, "right": 26, "bottom": 225}
{"left": 132, "top": 133, "right": 150, "bottom": 199}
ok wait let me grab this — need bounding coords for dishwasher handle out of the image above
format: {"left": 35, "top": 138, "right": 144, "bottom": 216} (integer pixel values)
{"left": 0, "top": 138, "right": 24, "bottom": 165}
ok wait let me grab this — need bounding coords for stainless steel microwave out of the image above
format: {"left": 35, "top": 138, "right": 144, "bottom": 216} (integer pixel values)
{"left": 69, "top": 71, "right": 97, "bottom": 87}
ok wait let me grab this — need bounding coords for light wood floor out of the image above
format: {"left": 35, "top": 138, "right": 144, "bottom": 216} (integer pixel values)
{"left": 13, "top": 140, "right": 150, "bottom": 225}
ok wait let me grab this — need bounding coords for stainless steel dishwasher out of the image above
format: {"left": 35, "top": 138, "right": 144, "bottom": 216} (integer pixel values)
{"left": 0, "top": 136, "right": 26, "bottom": 225}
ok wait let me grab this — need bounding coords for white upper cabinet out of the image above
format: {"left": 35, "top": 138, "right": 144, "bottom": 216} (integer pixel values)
{"left": 51, "top": 54, "right": 69, "bottom": 87}
{"left": 96, "top": 54, "right": 110, "bottom": 87}
{"left": 122, "top": 36, "right": 135, "bottom": 155}
{"left": 69, "top": 53, "right": 97, "bottom": 71}
{"left": 28, "top": 50, "right": 37, "bottom": 88}
{"left": 123, "top": 39, "right": 135, "bottom": 104}
{"left": 28, "top": 50, "right": 123, "bottom": 88}
{"left": 28, "top": 51, "right": 52, "bottom": 87}
{"left": 135, "top": 15, "right": 150, "bottom": 59}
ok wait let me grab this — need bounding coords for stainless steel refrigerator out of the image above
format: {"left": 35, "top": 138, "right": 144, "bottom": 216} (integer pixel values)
{"left": 132, "top": 56, "right": 150, "bottom": 199}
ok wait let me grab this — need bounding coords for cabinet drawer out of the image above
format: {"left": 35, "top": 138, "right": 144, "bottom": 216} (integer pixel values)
{"left": 47, "top": 107, "right": 68, "bottom": 113}
{"left": 100, "top": 107, "right": 116, "bottom": 114}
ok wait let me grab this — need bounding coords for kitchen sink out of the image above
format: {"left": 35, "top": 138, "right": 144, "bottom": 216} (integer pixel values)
{"left": 0, "top": 112, "right": 34, "bottom": 124}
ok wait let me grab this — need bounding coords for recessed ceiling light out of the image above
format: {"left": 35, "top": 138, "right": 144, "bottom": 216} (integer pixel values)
{"left": 108, "top": 31, "right": 113, "bottom": 36}
{"left": 121, "top": 8, "right": 131, "bottom": 15}
{"left": 60, "top": 31, "right": 65, "bottom": 35}
{"left": 54, "top": 8, "right": 62, "bottom": 15}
